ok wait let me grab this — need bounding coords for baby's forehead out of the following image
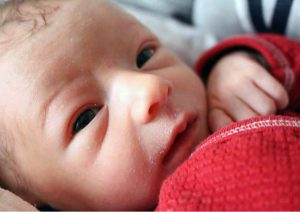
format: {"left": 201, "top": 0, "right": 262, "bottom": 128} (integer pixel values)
{"left": 2, "top": 0, "right": 142, "bottom": 44}
{"left": 1, "top": 1, "right": 150, "bottom": 85}
{"left": 0, "top": 0, "right": 152, "bottom": 84}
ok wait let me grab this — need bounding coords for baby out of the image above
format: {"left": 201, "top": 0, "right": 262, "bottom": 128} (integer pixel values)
{"left": 0, "top": 0, "right": 289, "bottom": 210}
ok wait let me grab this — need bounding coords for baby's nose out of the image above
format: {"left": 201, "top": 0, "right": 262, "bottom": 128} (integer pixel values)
{"left": 113, "top": 72, "right": 173, "bottom": 124}
{"left": 131, "top": 74, "right": 173, "bottom": 124}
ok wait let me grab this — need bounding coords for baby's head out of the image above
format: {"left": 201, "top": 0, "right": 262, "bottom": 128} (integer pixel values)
{"left": 0, "top": 0, "right": 208, "bottom": 210}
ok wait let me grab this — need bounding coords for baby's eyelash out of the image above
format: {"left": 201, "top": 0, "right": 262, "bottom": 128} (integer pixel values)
{"left": 136, "top": 46, "right": 155, "bottom": 68}
{"left": 72, "top": 106, "right": 101, "bottom": 134}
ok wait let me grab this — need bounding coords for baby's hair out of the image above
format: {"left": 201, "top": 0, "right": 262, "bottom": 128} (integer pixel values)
{"left": 0, "top": 126, "right": 32, "bottom": 201}
{"left": 0, "top": 123, "right": 23, "bottom": 191}
{"left": 0, "top": 128, "right": 14, "bottom": 182}
{"left": 0, "top": 0, "right": 27, "bottom": 25}
{"left": 1, "top": 0, "right": 40, "bottom": 28}
{"left": 0, "top": 0, "right": 58, "bottom": 43}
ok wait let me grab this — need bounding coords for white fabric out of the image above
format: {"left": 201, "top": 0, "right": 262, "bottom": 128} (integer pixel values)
{"left": 113, "top": 0, "right": 193, "bottom": 19}
{"left": 193, "top": 0, "right": 245, "bottom": 39}
{"left": 0, "top": 0, "right": 8, "bottom": 5}
{"left": 262, "top": 0, "right": 277, "bottom": 26}
{"left": 287, "top": 1, "right": 300, "bottom": 39}
{"left": 235, "top": 0, "right": 254, "bottom": 33}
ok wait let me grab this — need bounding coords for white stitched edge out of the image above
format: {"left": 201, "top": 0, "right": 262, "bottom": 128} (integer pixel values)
{"left": 192, "top": 119, "right": 300, "bottom": 157}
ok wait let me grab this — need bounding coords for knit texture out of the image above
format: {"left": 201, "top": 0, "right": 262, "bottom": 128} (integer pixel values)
{"left": 156, "top": 116, "right": 300, "bottom": 210}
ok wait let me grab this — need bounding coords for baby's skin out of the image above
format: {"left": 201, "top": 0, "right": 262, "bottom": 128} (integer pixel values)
{"left": 208, "top": 51, "right": 288, "bottom": 131}
{"left": 0, "top": 0, "right": 288, "bottom": 210}
{"left": 0, "top": 0, "right": 208, "bottom": 210}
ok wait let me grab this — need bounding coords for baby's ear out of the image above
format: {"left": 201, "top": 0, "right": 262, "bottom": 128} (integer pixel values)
{"left": 0, "top": 187, "right": 37, "bottom": 210}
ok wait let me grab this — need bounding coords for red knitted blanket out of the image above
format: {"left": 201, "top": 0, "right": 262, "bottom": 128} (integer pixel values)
{"left": 156, "top": 116, "right": 300, "bottom": 210}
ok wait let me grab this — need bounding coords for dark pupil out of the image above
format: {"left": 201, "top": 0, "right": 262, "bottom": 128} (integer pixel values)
{"left": 136, "top": 47, "right": 154, "bottom": 68}
{"left": 73, "top": 109, "right": 97, "bottom": 133}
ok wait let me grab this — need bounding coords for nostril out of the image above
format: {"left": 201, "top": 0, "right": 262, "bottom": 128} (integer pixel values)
{"left": 148, "top": 83, "right": 172, "bottom": 116}
{"left": 167, "top": 86, "right": 172, "bottom": 96}
{"left": 149, "top": 102, "right": 160, "bottom": 115}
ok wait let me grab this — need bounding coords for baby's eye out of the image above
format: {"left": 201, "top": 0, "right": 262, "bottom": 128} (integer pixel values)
{"left": 73, "top": 107, "right": 100, "bottom": 134}
{"left": 136, "top": 47, "right": 154, "bottom": 68}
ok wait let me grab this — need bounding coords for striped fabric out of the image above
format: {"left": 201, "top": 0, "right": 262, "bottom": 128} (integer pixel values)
{"left": 193, "top": 0, "right": 300, "bottom": 40}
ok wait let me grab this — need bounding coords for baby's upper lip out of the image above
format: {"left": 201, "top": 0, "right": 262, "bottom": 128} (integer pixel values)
{"left": 161, "top": 112, "right": 197, "bottom": 162}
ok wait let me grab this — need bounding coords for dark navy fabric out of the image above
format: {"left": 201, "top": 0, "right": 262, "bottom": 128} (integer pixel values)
{"left": 248, "top": 0, "right": 294, "bottom": 34}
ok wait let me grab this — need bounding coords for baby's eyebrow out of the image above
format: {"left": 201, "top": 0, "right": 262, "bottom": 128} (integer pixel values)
{"left": 38, "top": 73, "right": 96, "bottom": 135}
{"left": 39, "top": 82, "right": 68, "bottom": 130}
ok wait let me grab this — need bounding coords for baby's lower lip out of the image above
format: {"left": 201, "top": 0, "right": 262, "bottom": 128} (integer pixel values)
{"left": 162, "top": 118, "right": 198, "bottom": 169}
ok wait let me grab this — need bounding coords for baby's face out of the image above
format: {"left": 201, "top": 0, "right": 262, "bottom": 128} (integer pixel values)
{"left": 0, "top": 0, "right": 208, "bottom": 210}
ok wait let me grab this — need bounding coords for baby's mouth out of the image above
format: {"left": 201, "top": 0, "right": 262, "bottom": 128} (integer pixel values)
{"left": 162, "top": 115, "right": 197, "bottom": 167}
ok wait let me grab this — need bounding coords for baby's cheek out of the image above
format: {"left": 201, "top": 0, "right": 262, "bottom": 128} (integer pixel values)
{"left": 178, "top": 69, "right": 206, "bottom": 107}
